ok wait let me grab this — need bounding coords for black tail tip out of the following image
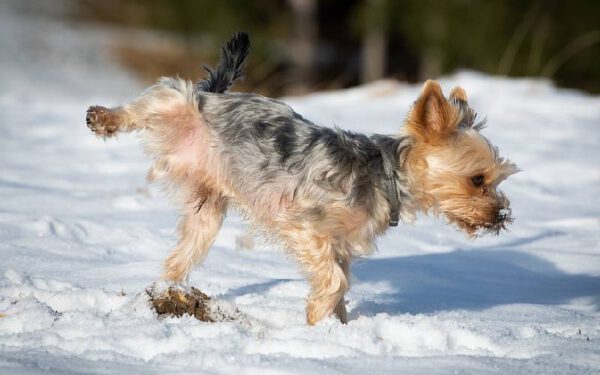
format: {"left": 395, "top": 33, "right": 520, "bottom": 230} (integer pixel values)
{"left": 197, "top": 31, "right": 251, "bottom": 94}
{"left": 224, "top": 31, "right": 251, "bottom": 62}
{"left": 230, "top": 31, "right": 250, "bottom": 46}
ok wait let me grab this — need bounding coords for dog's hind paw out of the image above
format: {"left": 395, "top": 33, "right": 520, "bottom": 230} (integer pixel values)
{"left": 86, "top": 105, "right": 118, "bottom": 137}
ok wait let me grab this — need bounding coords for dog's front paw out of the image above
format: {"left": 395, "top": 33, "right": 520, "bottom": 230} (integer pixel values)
{"left": 86, "top": 106, "right": 118, "bottom": 137}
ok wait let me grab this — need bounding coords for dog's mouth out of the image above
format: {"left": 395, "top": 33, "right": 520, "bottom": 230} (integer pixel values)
{"left": 451, "top": 207, "right": 514, "bottom": 238}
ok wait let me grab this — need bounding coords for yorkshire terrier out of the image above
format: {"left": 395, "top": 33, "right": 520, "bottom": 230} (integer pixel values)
{"left": 85, "top": 32, "right": 518, "bottom": 325}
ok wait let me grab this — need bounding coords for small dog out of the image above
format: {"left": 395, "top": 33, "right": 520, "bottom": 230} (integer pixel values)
{"left": 86, "top": 32, "right": 517, "bottom": 325}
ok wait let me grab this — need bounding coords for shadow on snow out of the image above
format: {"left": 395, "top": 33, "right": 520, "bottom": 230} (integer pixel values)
{"left": 218, "top": 231, "right": 600, "bottom": 318}
{"left": 351, "top": 231, "right": 600, "bottom": 316}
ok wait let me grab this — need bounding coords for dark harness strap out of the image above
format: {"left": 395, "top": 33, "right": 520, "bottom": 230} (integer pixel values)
{"left": 374, "top": 137, "right": 400, "bottom": 227}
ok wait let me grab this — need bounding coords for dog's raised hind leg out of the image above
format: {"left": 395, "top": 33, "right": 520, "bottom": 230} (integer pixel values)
{"left": 86, "top": 77, "right": 196, "bottom": 138}
{"left": 85, "top": 105, "right": 124, "bottom": 138}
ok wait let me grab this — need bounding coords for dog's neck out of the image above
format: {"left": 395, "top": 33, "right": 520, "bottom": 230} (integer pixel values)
{"left": 401, "top": 138, "right": 437, "bottom": 216}
{"left": 373, "top": 133, "right": 416, "bottom": 226}
{"left": 378, "top": 139, "right": 401, "bottom": 226}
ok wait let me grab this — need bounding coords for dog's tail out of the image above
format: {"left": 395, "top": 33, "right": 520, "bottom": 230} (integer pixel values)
{"left": 197, "top": 32, "right": 250, "bottom": 94}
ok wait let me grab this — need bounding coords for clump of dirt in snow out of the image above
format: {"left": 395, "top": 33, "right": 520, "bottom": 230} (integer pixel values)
{"left": 147, "top": 284, "right": 246, "bottom": 323}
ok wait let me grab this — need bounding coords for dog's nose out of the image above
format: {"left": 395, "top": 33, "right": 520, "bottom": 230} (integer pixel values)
{"left": 497, "top": 209, "right": 507, "bottom": 222}
{"left": 494, "top": 191, "right": 511, "bottom": 223}
{"left": 488, "top": 205, "right": 513, "bottom": 234}
{"left": 496, "top": 206, "right": 512, "bottom": 224}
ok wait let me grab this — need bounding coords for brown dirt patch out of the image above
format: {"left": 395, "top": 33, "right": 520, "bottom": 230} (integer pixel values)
{"left": 147, "top": 286, "right": 244, "bottom": 323}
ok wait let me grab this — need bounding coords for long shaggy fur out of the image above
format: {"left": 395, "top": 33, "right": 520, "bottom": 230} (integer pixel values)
{"left": 85, "top": 33, "right": 517, "bottom": 325}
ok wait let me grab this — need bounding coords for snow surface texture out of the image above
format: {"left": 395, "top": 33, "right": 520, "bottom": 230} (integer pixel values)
{"left": 1, "top": 2, "right": 599, "bottom": 374}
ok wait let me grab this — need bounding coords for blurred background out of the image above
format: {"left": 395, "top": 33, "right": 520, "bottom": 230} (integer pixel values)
{"left": 10, "top": 0, "right": 600, "bottom": 96}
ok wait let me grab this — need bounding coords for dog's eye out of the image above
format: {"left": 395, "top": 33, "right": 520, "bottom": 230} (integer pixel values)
{"left": 472, "top": 175, "right": 484, "bottom": 187}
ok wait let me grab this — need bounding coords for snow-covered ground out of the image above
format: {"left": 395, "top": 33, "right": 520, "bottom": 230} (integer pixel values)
{"left": 1, "top": 2, "right": 599, "bottom": 374}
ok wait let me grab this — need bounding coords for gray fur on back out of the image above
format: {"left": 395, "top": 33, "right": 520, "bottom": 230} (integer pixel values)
{"left": 199, "top": 91, "right": 414, "bottom": 223}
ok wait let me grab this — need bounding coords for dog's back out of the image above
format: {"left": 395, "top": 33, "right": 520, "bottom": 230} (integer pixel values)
{"left": 198, "top": 90, "right": 408, "bottom": 225}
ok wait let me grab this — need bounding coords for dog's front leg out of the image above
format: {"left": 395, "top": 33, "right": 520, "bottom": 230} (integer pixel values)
{"left": 297, "top": 239, "right": 350, "bottom": 325}
{"left": 333, "top": 257, "right": 350, "bottom": 323}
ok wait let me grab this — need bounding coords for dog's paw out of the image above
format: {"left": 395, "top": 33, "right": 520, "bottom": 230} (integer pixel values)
{"left": 86, "top": 106, "right": 118, "bottom": 137}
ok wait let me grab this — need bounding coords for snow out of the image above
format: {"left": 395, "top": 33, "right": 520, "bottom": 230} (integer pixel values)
{"left": 1, "top": 2, "right": 599, "bottom": 374}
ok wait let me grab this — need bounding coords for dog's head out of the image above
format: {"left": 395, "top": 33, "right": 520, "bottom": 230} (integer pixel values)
{"left": 404, "top": 80, "right": 518, "bottom": 236}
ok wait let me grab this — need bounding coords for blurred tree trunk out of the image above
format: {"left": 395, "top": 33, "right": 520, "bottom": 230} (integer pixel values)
{"left": 287, "top": 0, "right": 317, "bottom": 94}
{"left": 174, "top": 0, "right": 195, "bottom": 54}
{"left": 360, "top": 0, "right": 387, "bottom": 83}
{"left": 419, "top": 10, "right": 443, "bottom": 80}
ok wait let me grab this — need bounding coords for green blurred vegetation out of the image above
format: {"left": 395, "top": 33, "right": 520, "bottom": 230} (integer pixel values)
{"left": 77, "top": 0, "right": 600, "bottom": 94}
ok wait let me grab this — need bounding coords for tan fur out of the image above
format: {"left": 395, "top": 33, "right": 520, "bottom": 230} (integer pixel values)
{"left": 404, "top": 81, "right": 518, "bottom": 236}
{"left": 449, "top": 86, "right": 468, "bottom": 101}
{"left": 405, "top": 80, "right": 462, "bottom": 145}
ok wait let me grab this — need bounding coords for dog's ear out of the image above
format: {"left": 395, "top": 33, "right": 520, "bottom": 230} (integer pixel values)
{"left": 406, "top": 80, "right": 460, "bottom": 144}
{"left": 449, "top": 86, "right": 468, "bottom": 102}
